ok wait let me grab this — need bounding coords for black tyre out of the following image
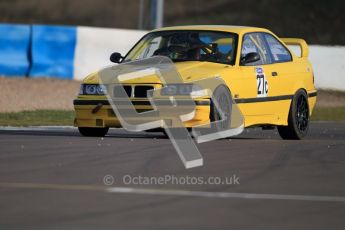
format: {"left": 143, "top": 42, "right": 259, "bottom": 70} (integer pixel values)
{"left": 78, "top": 127, "right": 109, "bottom": 137}
{"left": 145, "top": 128, "right": 168, "bottom": 137}
{"left": 278, "top": 90, "right": 310, "bottom": 140}
{"left": 210, "top": 85, "right": 232, "bottom": 131}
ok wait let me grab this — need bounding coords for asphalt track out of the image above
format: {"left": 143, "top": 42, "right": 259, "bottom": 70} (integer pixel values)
{"left": 0, "top": 122, "right": 345, "bottom": 230}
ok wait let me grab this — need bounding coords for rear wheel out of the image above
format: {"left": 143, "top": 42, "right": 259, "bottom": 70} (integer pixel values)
{"left": 278, "top": 90, "right": 309, "bottom": 140}
{"left": 78, "top": 127, "right": 109, "bottom": 137}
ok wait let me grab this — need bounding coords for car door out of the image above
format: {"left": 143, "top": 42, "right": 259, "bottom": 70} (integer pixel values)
{"left": 238, "top": 32, "right": 273, "bottom": 117}
{"left": 261, "top": 33, "right": 295, "bottom": 119}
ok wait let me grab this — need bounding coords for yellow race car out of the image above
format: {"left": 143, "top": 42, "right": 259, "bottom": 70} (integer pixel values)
{"left": 74, "top": 25, "right": 317, "bottom": 139}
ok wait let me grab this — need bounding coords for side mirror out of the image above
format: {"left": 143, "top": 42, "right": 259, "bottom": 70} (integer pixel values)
{"left": 241, "top": 52, "right": 260, "bottom": 65}
{"left": 110, "top": 52, "right": 123, "bottom": 63}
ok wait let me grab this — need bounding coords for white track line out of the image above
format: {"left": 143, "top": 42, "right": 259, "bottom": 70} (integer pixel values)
{"left": 1, "top": 182, "right": 345, "bottom": 203}
{"left": 106, "top": 187, "right": 345, "bottom": 202}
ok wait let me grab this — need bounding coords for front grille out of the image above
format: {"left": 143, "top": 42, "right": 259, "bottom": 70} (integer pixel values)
{"left": 113, "top": 85, "right": 132, "bottom": 97}
{"left": 113, "top": 85, "right": 155, "bottom": 98}
{"left": 134, "top": 86, "right": 154, "bottom": 98}
{"left": 123, "top": 86, "right": 132, "bottom": 97}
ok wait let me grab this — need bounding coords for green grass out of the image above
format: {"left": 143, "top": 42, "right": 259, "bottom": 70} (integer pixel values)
{"left": 311, "top": 107, "right": 345, "bottom": 122}
{"left": 0, "top": 107, "right": 344, "bottom": 126}
{"left": 0, "top": 110, "right": 75, "bottom": 126}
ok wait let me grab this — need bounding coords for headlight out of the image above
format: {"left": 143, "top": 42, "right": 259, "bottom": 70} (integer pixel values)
{"left": 161, "top": 84, "right": 193, "bottom": 96}
{"left": 79, "top": 84, "right": 107, "bottom": 95}
{"left": 79, "top": 84, "right": 84, "bottom": 95}
{"left": 190, "top": 85, "right": 208, "bottom": 98}
{"left": 161, "top": 84, "right": 207, "bottom": 98}
{"left": 96, "top": 85, "right": 107, "bottom": 94}
{"left": 161, "top": 85, "right": 178, "bottom": 95}
{"left": 85, "top": 85, "right": 97, "bottom": 94}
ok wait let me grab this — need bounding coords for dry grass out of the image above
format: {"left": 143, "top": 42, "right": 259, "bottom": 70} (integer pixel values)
{"left": 0, "top": 77, "right": 80, "bottom": 113}
{"left": 316, "top": 90, "right": 345, "bottom": 107}
{"left": 0, "top": 110, "right": 74, "bottom": 126}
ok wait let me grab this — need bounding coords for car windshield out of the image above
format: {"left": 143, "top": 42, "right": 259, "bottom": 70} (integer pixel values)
{"left": 124, "top": 30, "right": 238, "bottom": 65}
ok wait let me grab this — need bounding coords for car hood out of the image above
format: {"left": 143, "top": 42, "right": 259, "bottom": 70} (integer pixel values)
{"left": 83, "top": 61, "right": 231, "bottom": 84}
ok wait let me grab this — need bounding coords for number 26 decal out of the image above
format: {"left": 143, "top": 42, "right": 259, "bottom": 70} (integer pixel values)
{"left": 256, "top": 67, "right": 268, "bottom": 97}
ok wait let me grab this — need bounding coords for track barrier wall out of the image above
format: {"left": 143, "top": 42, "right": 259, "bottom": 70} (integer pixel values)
{"left": 29, "top": 25, "right": 77, "bottom": 79}
{"left": 0, "top": 24, "right": 31, "bottom": 77}
{"left": 0, "top": 23, "right": 344, "bottom": 90}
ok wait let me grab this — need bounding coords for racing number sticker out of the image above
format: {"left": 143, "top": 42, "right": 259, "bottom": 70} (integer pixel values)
{"left": 256, "top": 67, "right": 268, "bottom": 97}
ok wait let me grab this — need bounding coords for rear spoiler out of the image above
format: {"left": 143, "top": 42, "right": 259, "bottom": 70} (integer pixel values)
{"left": 281, "top": 38, "right": 309, "bottom": 58}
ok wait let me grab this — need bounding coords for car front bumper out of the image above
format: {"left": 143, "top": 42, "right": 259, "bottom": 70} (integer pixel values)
{"left": 73, "top": 99, "right": 211, "bottom": 128}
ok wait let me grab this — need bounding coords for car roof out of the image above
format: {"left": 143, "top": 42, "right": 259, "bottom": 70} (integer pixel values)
{"left": 152, "top": 25, "right": 271, "bottom": 34}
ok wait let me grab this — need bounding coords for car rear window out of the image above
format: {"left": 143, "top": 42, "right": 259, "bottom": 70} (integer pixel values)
{"left": 264, "top": 34, "right": 292, "bottom": 63}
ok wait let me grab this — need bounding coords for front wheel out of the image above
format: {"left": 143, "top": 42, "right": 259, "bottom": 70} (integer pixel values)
{"left": 78, "top": 127, "right": 109, "bottom": 137}
{"left": 278, "top": 90, "right": 309, "bottom": 140}
{"left": 210, "top": 85, "right": 232, "bottom": 131}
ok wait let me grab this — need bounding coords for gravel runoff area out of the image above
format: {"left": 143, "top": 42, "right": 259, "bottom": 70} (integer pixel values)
{"left": 1, "top": 77, "right": 345, "bottom": 113}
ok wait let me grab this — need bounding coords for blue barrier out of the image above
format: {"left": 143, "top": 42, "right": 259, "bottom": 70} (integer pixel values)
{"left": 29, "top": 25, "right": 77, "bottom": 79}
{"left": 0, "top": 24, "right": 31, "bottom": 76}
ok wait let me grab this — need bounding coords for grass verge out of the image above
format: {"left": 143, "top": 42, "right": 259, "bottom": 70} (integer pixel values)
{"left": 311, "top": 107, "right": 345, "bottom": 122}
{"left": 0, "top": 107, "right": 344, "bottom": 126}
{"left": 0, "top": 110, "right": 75, "bottom": 126}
